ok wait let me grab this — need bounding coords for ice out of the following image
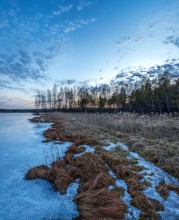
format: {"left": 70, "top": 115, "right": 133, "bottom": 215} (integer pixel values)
{"left": 108, "top": 169, "right": 141, "bottom": 219}
{"left": 43, "top": 142, "right": 72, "bottom": 166}
{"left": 1, "top": 113, "right": 178, "bottom": 220}
{"left": 159, "top": 191, "right": 179, "bottom": 220}
{"left": 108, "top": 185, "right": 115, "bottom": 190}
{"left": 103, "top": 142, "right": 179, "bottom": 219}
{"left": 103, "top": 142, "right": 117, "bottom": 151}
{"left": 0, "top": 113, "right": 79, "bottom": 220}
{"left": 73, "top": 144, "right": 94, "bottom": 157}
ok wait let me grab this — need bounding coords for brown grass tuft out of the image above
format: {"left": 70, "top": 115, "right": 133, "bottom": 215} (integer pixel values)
{"left": 66, "top": 144, "right": 86, "bottom": 155}
{"left": 156, "top": 182, "right": 179, "bottom": 199}
{"left": 75, "top": 188, "right": 126, "bottom": 219}
{"left": 25, "top": 165, "right": 50, "bottom": 180}
{"left": 79, "top": 172, "right": 115, "bottom": 192}
{"left": 26, "top": 165, "right": 74, "bottom": 194}
{"left": 131, "top": 191, "right": 162, "bottom": 219}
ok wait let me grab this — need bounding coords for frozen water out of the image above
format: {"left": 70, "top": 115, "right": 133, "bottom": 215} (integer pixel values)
{"left": 118, "top": 142, "right": 179, "bottom": 186}
{"left": 103, "top": 141, "right": 179, "bottom": 219}
{"left": 0, "top": 113, "right": 79, "bottom": 220}
{"left": 103, "top": 142, "right": 116, "bottom": 151}
{"left": 108, "top": 169, "right": 141, "bottom": 219}
{"left": 160, "top": 191, "right": 179, "bottom": 220}
{"left": 74, "top": 144, "right": 94, "bottom": 157}
{"left": 108, "top": 185, "right": 115, "bottom": 190}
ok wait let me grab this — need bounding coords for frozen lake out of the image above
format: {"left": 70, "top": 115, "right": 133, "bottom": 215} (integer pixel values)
{"left": 0, "top": 113, "right": 79, "bottom": 220}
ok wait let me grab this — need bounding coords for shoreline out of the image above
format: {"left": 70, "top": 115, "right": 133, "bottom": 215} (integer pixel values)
{"left": 32, "top": 112, "right": 179, "bottom": 178}
{"left": 26, "top": 112, "right": 179, "bottom": 219}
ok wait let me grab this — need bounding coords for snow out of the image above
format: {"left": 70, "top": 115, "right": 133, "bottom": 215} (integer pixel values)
{"left": 1, "top": 113, "right": 178, "bottom": 220}
{"left": 73, "top": 144, "right": 95, "bottom": 157}
{"left": 103, "top": 141, "right": 179, "bottom": 219}
{"left": 0, "top": 113, "right": 79, "bottom": 220}
{"left": 108, "top": 169, "right": 141, "bottom": 219}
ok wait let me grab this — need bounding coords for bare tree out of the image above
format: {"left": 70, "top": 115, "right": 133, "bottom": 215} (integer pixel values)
{"left": 47, "top": 89, "right": 52, "bottom": 109}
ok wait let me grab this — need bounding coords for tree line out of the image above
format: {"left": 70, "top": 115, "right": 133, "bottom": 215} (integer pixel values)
{"left": 35, "top": 71, "right": 179, "bottom": 114}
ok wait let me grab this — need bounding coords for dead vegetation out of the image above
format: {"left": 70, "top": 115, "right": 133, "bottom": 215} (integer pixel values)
{"left": 26, "top": 134, "right": 127, "bottom": 219}
{"left": 44, "top": 122, "right": 99, "bottom": 146}
{"left": 26, "top": 113, "right": 179, "bottom": 219}
{"left": 131, "top": 191, "right": 164, "bottom": 220}
{"left": 43, "top": 112, "right": 179, "bottom": 178}
{"left": 97, "top": 147, "right": 166, "bottom": 219}
{"left": 26, "top": 163, "right": 74, "bottom": 194}
{"left": 75, "top": 188, "right": 126, "bottom": 219}
{"left": 29, "top": 116, "right": 47, "bottom": 123}
{"left": 156, "top": 182, "right": 179, "bottom": 200}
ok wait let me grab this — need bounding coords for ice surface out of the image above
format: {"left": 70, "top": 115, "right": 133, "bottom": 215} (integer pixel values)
{"left": 103, "top": 142, "right": 179, "bottom": 219}
{"left": 108, "top": 169, "right": 141, "bottom": 219}
{"left": 0, "top": 113, "right": 79, "bottom": 220}
{"left": 74, "top": 144, "right": 94, "bottom": 157}
{"left": 103, "top": 142, "right": 116, "bottom": 151}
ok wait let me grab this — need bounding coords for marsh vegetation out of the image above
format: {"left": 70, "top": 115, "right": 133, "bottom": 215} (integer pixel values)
{"left": 26, "top": 112, "right": 179, "bottom": 219}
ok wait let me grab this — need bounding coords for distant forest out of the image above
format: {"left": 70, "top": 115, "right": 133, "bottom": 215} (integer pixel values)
{"left": 35, "top": 71, "right": 179, "bottom": 114}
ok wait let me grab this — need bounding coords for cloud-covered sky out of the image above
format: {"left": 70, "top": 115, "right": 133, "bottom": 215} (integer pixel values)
{"left": 0, "top": 0, "right": 179, "bottom": 108}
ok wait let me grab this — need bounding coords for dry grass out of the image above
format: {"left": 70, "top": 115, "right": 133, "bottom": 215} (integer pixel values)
{"left": 43, "top": 112, "right": 179, "bottom": 178}
{"left": 44, "top": 122, "right": 99, "bottom": 146}
{"left": 25, "top": 165, "right": 50, "bottom": 180}
{"left": 27, "top": 112, "right": 179, "bottom": 219}
{"left": 75, "top": 188, "right": 126, "bottom": 219}
{"left": 26, "top": 142, "right": 127, "bottom": 219}
{"left": 66, "top": 143, "right": 86, "bottom": 155}
{"left": 131, "top": 191, "right": 164, "bottom": 219}
{"left": 156, "top": 182, "right": 179, "bottom": 199}
{"left": 97, "top": 148, "right": 167, "bottom": 219}
{"left": 26, "top": 163, "right": 75, "bottom": 194}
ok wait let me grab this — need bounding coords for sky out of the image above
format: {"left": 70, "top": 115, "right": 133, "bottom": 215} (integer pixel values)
{"left": 0, "top": 0, "right": 179, "bottom": 109}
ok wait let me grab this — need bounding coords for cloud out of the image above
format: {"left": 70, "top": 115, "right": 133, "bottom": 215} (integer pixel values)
{"left": 58, "top": 79, "right": 76, "bottom": 85}
{"left": 0, "top": 80, "right": 27, "bottom": 92}
{"left": 114, "top": 58, "right": 179, "bottom": 85}
{"left": 64, "top": 18, "right": 95, "bottom": 33}
{"left": 0, "top": 19, "right": 9, "bottom": 28}
{"left": 164, "top": 36, "right": 179, "bottom": 48}
{"left": 115, "top": 72, "right": 126, "bottom": 79}
{"left": 53, "top": 4, "right": 72, "bottom": 16}
{"left": 0, "top": 0, "right": 97, "bottom": 85}
{"left": 0, "top": 96, "right": 33, "bottom": 109}
{"left": 77, "top": 1, "right": 91, "bottom": 11}
{"left": 0, "top": 49, "right": 47, "bottom": 81}
{"left": 116, "top": 37, "right": 131, "bottom": 45}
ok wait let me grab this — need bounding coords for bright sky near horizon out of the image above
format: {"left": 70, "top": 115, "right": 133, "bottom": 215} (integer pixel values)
{"left": 0, "top": 0, "right": 179, "bottom": 108}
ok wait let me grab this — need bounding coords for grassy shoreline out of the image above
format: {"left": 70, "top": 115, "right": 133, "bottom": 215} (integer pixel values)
{"left": 38, "top": 112, "right": 179, "bottom": 178}
{"left": 27, "top": 112, "right": 179, "bottom": 219}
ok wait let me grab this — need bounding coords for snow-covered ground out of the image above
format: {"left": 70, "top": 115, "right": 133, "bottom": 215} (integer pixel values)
{"left": 104, "top": 142, "right": 179, "bottom": 220}
{"left": 1, "top": 113, "right": 178, "bottom": 220}
{"left": 0, "top": 113, "right": 79, "bottom": 220}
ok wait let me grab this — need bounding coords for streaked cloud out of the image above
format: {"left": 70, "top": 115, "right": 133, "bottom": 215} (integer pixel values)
{"left": 64, "top": 18, "right": 95, "bottom": 33}
{"left": 164, "top": 36, "right": 179, "bottom": 48}
{"left": 58, "top": 79, "right": 76, "bottom": 85}
{"left": 0, "top": 19, "right": 9, "bottom": 28}
{"left": 52, "top": 4, "right": 73, "bottom": 16}
{"left": 77, "top": 1, "right": 92, "bottom": 11}
{"left": 114, "top": 57, "right": 179, "bottom": 86}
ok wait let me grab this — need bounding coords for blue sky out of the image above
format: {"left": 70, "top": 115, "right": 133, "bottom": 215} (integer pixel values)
{"left": 0, "top": 0, "right": 179, "bottom": 108}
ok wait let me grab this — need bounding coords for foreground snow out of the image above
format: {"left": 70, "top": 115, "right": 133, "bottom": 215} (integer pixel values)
{"left": 104, "top": 142, "right": 179, "bottom": 220}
